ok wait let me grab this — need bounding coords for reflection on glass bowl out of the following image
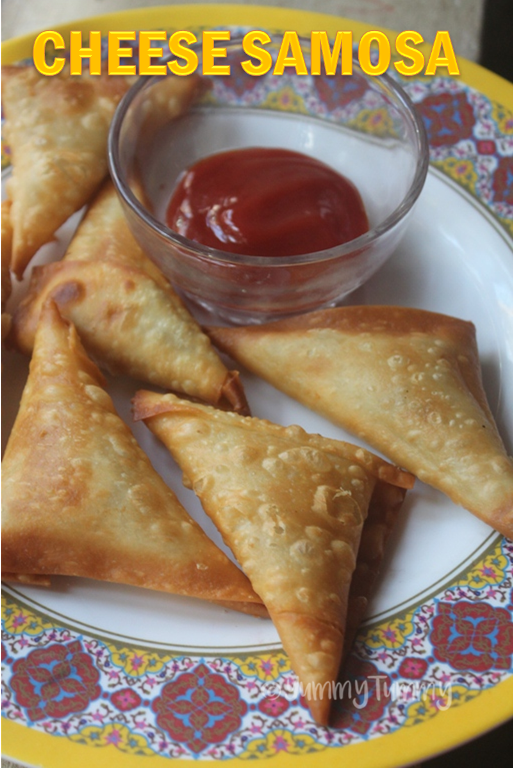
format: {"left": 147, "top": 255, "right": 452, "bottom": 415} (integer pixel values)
{"left": 109, "top": 37, "right": 429, "bottom": 323}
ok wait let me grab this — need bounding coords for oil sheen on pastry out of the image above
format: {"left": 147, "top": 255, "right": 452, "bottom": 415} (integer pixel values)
{"left": 9, "top": 179, "right": 248, "bottom": 412}
{"left": 1, "top": 65, "right": 132, "bottom": 277}
{"left": 133, "top": 389, "right": 412, "bottom": 723}
{"left": 1, "top": 301, "right": 263, "bottom": 615}
{"left": 207, "top": 306, "right": 513, "bottom": 539}
{"left": 1, "top": 200, "right": 13, "bottom": 339}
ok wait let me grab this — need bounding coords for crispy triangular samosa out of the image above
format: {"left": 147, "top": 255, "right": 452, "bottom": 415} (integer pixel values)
{"left": 9, "top": 180, "right": 247, "bottom": 412}
{"left": 133, "top": 389, "right": 413, "bottom": 723}
{"left": 1, "top": 301, "right": 264, "bottom": 615}
{"left": 1, "top": 65, "right": 133, "bottom": 278}
{"left": 207, "top": 307, "right": 513, "bottom": 539}
{"left": 132, "top": 72, "right": 210, "bottom": 148}
{"left": 343, "top": 481, "right": 406, "bottom": 660}
{"left": 1, "top": 200, "right": 13, "bottom": 338}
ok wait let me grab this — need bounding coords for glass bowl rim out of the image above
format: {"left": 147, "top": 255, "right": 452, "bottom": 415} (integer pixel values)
{"left": 108, "top": 37, "right": 430, "bottom": 268}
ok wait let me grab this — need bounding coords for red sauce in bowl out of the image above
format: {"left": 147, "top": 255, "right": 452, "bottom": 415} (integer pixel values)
{"left": 166, "top": 147, "right": 369, "bottom": 257}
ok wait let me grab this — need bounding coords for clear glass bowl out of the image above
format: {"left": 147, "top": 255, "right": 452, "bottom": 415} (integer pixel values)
{"left": 109, "top": 37, "right": 429, "bottom": 323}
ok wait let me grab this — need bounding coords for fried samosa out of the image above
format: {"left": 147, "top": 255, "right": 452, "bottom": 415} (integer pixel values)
{"left": 133, "top": 389, "right": 413, "bottom": 724}
{"left": 207, "top": 306, "right": 513, "bottom": 539}
{"left": 1, "top": 301, "right": 264, "bottom": 615}
{"left": 9, "top": 180, "right": 247, "bottom": 412}
{"left": 1, "top": 199, "right": 13, "bottom": 339}
{"left": 1, "top": 65, "right": 134, "bottom": 278}
{"left": 343, "top": 481, "right": 407, "bottom": 659}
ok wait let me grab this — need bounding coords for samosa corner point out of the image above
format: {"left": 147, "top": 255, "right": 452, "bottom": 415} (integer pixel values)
{"left": 33, "top": 29, "right": 460, "bottom": 78}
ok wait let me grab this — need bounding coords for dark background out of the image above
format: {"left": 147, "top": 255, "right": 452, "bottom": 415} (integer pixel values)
{"left": 480, "top": 0, "right": 513, "bottom": 82}
{"left": 423, "top": 718, "right": 513, "bottom": 768}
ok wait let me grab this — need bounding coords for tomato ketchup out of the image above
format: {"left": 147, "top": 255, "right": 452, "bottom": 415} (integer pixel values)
{"left": 166, "top": 147, "right": 369, "bottom": 257}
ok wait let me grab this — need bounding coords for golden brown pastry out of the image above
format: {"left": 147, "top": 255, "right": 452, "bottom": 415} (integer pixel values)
{"left": 1, "top": 65, "right": 131, "bottom": 278}
{"left": 1, "top": 199, "right": 13, "bottom": 338}
{"left": 207, "top": 306, "right": 513, "bottom": 539}
{"left": 1, "top": 301, "right": 263, "bottom": 615}
{"left": 133, "top": 389, "right": 412, "bottom": 724}
{"left": 9, "top": 180, "right": 248, "bottom": 412}
{"left": 134, "top": 73, "right": 210, "bottom": 148}
{"left": 343, "top": 481, "right": 407, "bottom": 658}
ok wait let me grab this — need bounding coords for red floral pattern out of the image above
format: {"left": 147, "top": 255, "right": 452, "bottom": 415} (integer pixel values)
{"left": 10, "top": 640, "right": 101, "bottom": 722}
{"left": 418, "top": 91, "right": 475, "bottom": 147}
{"left": 219, "top": 50, "right": 262, "bottom": 97}
{"left": 110, "top": 687, "right": 142, "bottom": 712}
{"left": 330, "top": 658, "right": 391, "bottom": 733}
{"left": 314, "top": 72, "right": 368, "bottom": 110}
{"left": 257, "top": 694, "right": 290, "bottom": 718}
{"left": 152, "top": 663, "right": 247, "bottom": 753}
{"left": 398, "top": 657, "right": 429, "bottom": 680}
{"left": 492, "top": 156, "right": 513, "bottom": 205}
{"left": 476, "top": 140, "right": 496, "bottom": 155}
{"left": 431, "top": 601, "right": 513, "bottom": 672}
